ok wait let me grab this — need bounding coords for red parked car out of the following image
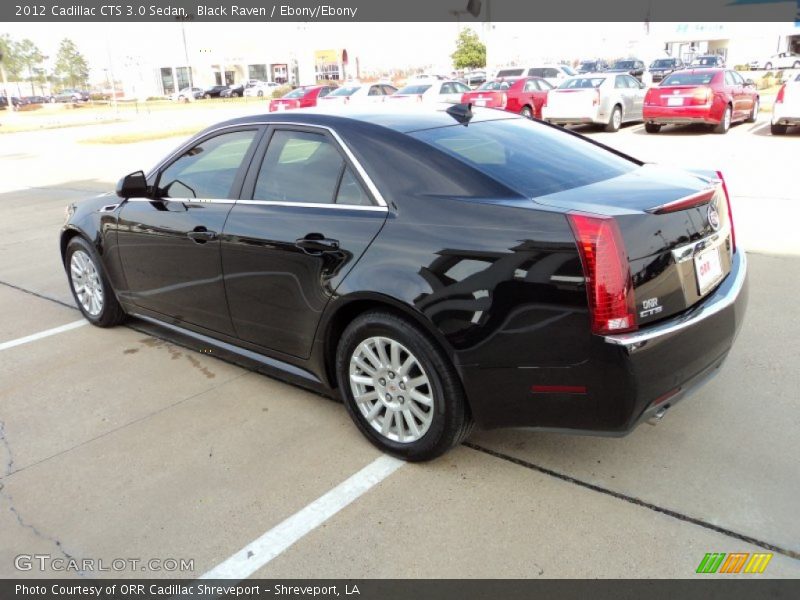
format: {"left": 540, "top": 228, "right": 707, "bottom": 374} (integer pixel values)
{"left": 643, "top": 69, "right": 759, "bottom": 134}
{"left": 268, "top": 85, "right": 338, "bottom": 112}
{"left": 460, "top": 77, "right": 554, "bottom": 119}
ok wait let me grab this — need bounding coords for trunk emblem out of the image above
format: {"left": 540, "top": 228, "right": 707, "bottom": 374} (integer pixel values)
{"left": 708, "top": 204, "right": 721, "bottom": 231}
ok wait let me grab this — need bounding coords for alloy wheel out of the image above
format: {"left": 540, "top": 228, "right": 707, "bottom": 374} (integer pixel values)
{"left": 70, "top": 250, "right": 104, "bottom": 316}
{"left": 348, "top": 336, "right": 434, "bottom": 443}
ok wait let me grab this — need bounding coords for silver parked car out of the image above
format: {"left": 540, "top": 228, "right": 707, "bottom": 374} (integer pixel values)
{"left": 541, "top": 73, "right": 646, "bottom": 132}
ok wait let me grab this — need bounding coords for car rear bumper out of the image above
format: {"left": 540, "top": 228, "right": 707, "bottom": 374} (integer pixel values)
{"left": 644, "top": 105, "right": 717, "bottom": 124}
{"left": 459, "top": 249, "right": 748, "bottom": 433}
{"left": 772, "top": 106, "right": 800, "bottom": 126}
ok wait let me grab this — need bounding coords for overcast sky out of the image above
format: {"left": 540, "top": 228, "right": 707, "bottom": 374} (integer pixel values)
{"left": 4, "top": 21, "right": 651, "bottom": 78}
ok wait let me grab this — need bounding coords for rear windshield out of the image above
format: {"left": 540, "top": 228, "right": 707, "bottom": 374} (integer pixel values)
{"left": 328, "top": 86, "right": 360, "bottom": 97}
{"left": 396, "top": 85, "right": 432, "bottom": 94}
{"left": 561, "top": 66, "right": 577, "bottom": 75}
{"left": 496, "top": 68, "right": 524, "bottom": 77}
{"left": 661, "top": 72, "right": 715, "bottom": 86}
{"left": 580, "top": 62, "right": 598, "bottom": 69}
{"left": 693, "top": 56, "right": 718, "bottom": 66}
{"left": 283, "top": 87, "right": 309, "bottom": 98}
{"left": 558, "top": 77, "right": 604, "bottom": 89}
{"left": 479, "top": 80, "right": 514, "bottom": 90}
{"left": 613, "top": 61, "right": 635, "bottom": 69}
{"left": 410, "top": 119, "right": 637, "bottom": 198}
{"left": 651, "top": 59, "right": 675, "bottom": 68}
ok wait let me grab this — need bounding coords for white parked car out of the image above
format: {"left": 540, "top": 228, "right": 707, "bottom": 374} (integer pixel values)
{"left": 494, "top": 64, "right": 576, "bottom": 86}
{"left": 318, "top": 83, "right": 398, "bottom": 105}
{"left": 750, "top": 52, "right": 800, "bottom": 71}
{"left": 542, "top": 72, "right": 646, "bottom": 132}
{"left": 771, "top": 72, "right": 800, "bottom": 135}
{"left": 244, "top": 81, "right": 280, "bottom": 98}
{"left": 388, "top": 80, "right": 471, "bottom": 104}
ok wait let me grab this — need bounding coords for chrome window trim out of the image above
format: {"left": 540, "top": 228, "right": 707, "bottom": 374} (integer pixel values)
{"left": 237, "top": 200, "right": 387, "bottom": 212}
{"left": 671, "top": 223, "right": 731, "bottom": 264}
{"left": 145, "top": 121, "right": 389, "bottom": 208}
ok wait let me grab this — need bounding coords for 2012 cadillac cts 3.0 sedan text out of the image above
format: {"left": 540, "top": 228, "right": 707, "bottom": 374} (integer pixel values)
{"left": 60, "top": 105, "right": 748, "bottom": 461}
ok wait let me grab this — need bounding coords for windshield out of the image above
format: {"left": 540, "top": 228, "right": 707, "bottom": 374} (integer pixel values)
{"left": 693, "top": 57, "right": 718, "bottom": 65}
{"left": 496, "top": 68, "right": 524, "bottom": 78}
{"left": 328, "top": 86, "right": 360, "bottom": 97}
{"left": 478, "top": 80, "right": 514, "bottom": 91}
{"left": 411, "top": 119, "right": 636, "bottom": 198}
{"left": 561, "top": 66, "right": 577, "bottom": 75}
{"left": 558, "top": 77, "right": 604, "bottom": 89}
{"left": 283, "top": 87, "right": 308, "bottom": 99}
{"left": 651, "top": 59, "right": 675, "bottom": 68}
{"left": 613, "top": 61, "right": 635, "bottom": 69}
{"left": 396, "top": 85, "right": 432, "bottom": 95}
{"left": 661, "top": 72, "right": 715, "bottom": 86}
{"left": 580, "top": 62, "right": 597, "bottom": 69}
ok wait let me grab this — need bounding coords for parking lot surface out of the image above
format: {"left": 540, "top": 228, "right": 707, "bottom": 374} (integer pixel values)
{"left": 1, "top": 108, "right": 798, "bottom": 579}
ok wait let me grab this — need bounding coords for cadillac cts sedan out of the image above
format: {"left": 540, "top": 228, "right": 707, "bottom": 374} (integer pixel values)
{"left": 61, "top": 105, "right": 748, "bottom": 461}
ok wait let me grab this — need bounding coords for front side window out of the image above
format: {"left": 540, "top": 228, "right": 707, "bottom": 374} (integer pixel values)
{"left": 158, "top": 130, "right": 258, "bottom": 199}
{"left": 254, "top": 130, "right": 344, "bottom": 204}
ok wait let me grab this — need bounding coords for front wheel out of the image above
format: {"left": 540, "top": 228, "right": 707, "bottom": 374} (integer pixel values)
{"left": 336, "top": 311, "right": 473, "bottom": 461}
{"left": 520, "top": 105, "right": 533, "bottom": 119}
{"left": 203, "top": 93, "right": 211, "bottom": 99}
{"left": 605, "top": 105, "right": 622, "bottom": 132}
{"left": 764, "top": 62, "right": 772, "bottom": 70}
{"left": 713, "top": 106, "right": 732, "bottom": 134}
{"left": 257, "top": 90, "right": 264, "bottom": 97}
{"left": 747, "top": 97, "right": 759, "bottom": 123}
{"left": 771, "top": 123, "right": 787, "bottom": 135}
{"left": 65, "top": 237, "right": 126, "bottom": 327}
{"left": 793, "top": 61, "right": 800, "bottom": 69}
{"left": 644, "top": 122, "right": 662, "bottom": 133}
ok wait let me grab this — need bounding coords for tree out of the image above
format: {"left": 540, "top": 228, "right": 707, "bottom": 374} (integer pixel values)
{"left": 16, "top": 39, "right": 45, "bottom": 94}
{"left": 0, "top": 34, "right": 24, "bottom": 80}
{"left": 54, "top": 38, "right": 89, "bottom": 89}
{"left": 451, "top": 28, "right": 486, "bottom": 71}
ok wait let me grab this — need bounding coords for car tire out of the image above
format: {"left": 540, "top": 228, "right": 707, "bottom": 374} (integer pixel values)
{"left": 257, "top": 90, "right": 264, "bottom": 97}
{"left": 645, "top": 122, "right": 662, "bottom": 134}
{"left": 771, "top": 123, "right": 787, "bottom": 135}
{"left": 204, "top": 93, "right": 211, "bottom": 99}
{"left": 793, "top": 61, "right": 800, "bottom": 69}
{"left": 713, "top": 105, "right": 732, "bottom": 134}
{"left": 65, "top": 237, "right": 126, "bottom": 328}
{"left": 605, "top": 105, "right": 622, "bottom": 132}
{"left": 520, "top": 105, "right": 533, "bottom": 119}
{"left": 233, "top": 92, "right": 240, "bottom": 97}
{"left": 765, "top": 62, "right": 772, "bottom": 70}
{"left": 336, "top": 311, "right": 473, "bottom": 462}
{"left": 747, "top": 97, "right": 759, "bottom": 123}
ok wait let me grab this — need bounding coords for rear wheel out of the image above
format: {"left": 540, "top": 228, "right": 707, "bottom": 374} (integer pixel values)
{"left": 771, "top": 123, "right": 787, "bottom": 135}
{"left": 336, "top": 311, "right": 473, "bottom": 461}
{"left": 765, "top": 62, "right": 772, "bottom": 70}
{"left": 605, "top": 105, "right": 622, "bottom": 132}
{"left": 257, "top": 90, "right": 264, "bottom": 97}
{"left": 203, "top": 93, "right": 211, "bottom": 99}
{"left": 520, "top": 105, "right": 533, "bottom": 119}
{"left": 713, "top": 105, "right": 732, "bottom": 134}
{"left": 644, "top": 122, "right": 662, "bottom": 134}
{"left": 747, "top": 97, "right": 759, "bottom": 123}
{"left": 794, "top": 61, "right": 800, "bottom": 69}
{"left": 65, "top": 237, "right": 126, "bottom": 327}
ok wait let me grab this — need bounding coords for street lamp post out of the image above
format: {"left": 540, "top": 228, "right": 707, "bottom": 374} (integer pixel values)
{"left": 177, "top": 14, "right": 195, "bottom": 90}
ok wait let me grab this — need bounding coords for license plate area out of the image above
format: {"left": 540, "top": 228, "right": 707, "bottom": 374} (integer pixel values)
{"left": 694, "top": 245, "right": 723, "bottom": 296}
{"left": 667, "top": 96, "right": 684, "bottom": 106}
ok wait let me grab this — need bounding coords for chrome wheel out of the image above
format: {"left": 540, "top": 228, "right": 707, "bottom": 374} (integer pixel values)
{"left": 348, "top": 336, "right": 434, "bottom": 443}
{"left": 723, "top": 107, "right": 731, "bottom": 130}
{"left": 612, "top": 108, "right": 622, "bottom": 129}
{"left": 70, "top": 250, "right": 104, "bottom": 316}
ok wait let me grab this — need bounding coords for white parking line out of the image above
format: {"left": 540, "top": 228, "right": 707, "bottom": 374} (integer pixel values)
{"left": 200, "top": 455, "right": 404, "bottom": 580}
{"left": 0, "top": 320, "right": 88, "bottom": 352}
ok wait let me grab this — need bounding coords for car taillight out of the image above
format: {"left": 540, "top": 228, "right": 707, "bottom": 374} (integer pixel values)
{"left": 500, "top": 93, "right": 507, "bottom": 108}
{"left": 716, "top": 170, "right": 736, "bottom": 254}
{"left": 567, "top": 213, "right": 637, "bottom": 335}
{"left": 775, "top": 84, "right": 786, "bottom": 104}
{"left": 693, "top": 86, "right": 711, "bottom": 104}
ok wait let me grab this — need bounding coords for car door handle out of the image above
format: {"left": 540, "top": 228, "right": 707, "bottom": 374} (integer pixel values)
{"left": 295, "top": 234, "right": 340, "bottom": 254}
{"left": 187, "top": 227, "right": 217, "bottom": 243}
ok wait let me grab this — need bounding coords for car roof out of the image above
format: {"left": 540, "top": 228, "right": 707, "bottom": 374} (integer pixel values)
{"left": 206, "top": 104, "right": 521, "bottom": 135}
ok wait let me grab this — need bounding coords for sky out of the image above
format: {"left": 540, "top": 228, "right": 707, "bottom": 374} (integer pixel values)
{"left": 3, "top": 21, "right": 651, "bottom": 80}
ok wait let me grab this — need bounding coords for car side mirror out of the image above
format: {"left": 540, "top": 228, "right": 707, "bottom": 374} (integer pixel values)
{"left": 116, "top": 170, "right": 149, "bottom": 198}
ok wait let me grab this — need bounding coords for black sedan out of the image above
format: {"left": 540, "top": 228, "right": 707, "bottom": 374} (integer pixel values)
{"left": 202, "top": 85, "right": 229, "bottom": 98}
{"left": 60, "top": 105, "right": 747, "bottom": 461}
{"left": 221, "top": 84, "right": 245, "bottom": 98}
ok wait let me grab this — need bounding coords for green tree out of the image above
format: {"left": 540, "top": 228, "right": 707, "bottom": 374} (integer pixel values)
{"left": 54, "top": 38, "right": 89, "bottom": 89}
{"left": 0, "top": 34, "right": 24, "bottom": 79}
{"left": 16, "top": 39, "right": 45, "bottom": 94}
{"left": 451, "top": 28, "right": 486, "bottom": 70}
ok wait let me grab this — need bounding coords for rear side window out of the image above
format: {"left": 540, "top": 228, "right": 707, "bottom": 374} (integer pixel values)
{"left": 497, "top": 68, "right": 524, "bottom": 77}
{"left": 559, "top": 77, "right": 604, "bottom": 89}
{"left": 254, "top": 130, "right": 344, "bottom": 204}
{"left": 411, "top": 119, "right": 637, "bottom": 198}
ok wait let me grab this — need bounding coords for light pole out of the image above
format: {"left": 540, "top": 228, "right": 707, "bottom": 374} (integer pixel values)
{"left": 177, "top": 14, "right": 195, "bottom": 89}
